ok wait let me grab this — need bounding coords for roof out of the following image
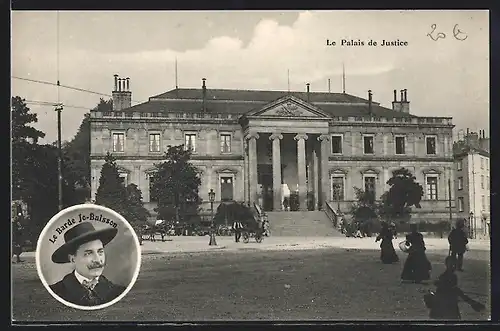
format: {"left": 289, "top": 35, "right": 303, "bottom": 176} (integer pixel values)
{"left": 121, "top": 88, "right": 417, "bottom": 119}
{"left": 150, "top": 88, "right": 375, "bottom": 104}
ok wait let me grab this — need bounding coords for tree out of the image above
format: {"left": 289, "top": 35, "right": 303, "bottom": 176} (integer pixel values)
{"left": 12, "top": 97, "right": 46, "bottom": 200}
{"left": 94, "top": 153, "right": 128, "bottom": 217}
{"left": 349, "top": 187, "right": 379, "bottom": 237}
{"left": 378, "top": 167, "right": 424, "bottom": 223}
{"left": 150, "top": 145, "right": 202, "bottom": 224}
{"left": 123, "top": 184, "right": 150, "bottom": 226}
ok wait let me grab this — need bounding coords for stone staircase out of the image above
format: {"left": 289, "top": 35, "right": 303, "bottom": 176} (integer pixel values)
{"left": 266, "top": 211, "right": 343, "bottom": 237}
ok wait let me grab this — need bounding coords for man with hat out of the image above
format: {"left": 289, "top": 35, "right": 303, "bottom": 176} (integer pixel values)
{"left": 448, "top": 219, "right": 469, "bottom": 272}
{"left": 49, "top": 222, "right": 126, "bottom": 306}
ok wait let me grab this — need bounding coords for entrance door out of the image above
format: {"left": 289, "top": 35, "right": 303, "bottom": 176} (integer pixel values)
{"left": 220, "top": 177, "right": 234, "bottom": 201}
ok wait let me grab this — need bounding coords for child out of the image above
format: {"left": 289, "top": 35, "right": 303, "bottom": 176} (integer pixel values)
{"left": 426, "top": 256, "right": 485, "bottom": 319}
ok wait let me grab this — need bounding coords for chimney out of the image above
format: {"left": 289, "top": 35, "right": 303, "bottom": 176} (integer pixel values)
{"left": 392, "top": 89, "right": 402, "bottom": 112}
{"left": 202, "top": 78, "right": 207, "bottom": 112}
{"left": 306, "top": 83, "right": 310, "bottom": 102}
{"left": 400, "top": 89, "right": 410, "bottom": 113}
{"left": 368, "top": 90, "right": 373, "bottom": 115}
{"left": 112, "top": 74, "right": 132, "bottom": 111}
{"left": 328, "top": 79, "right": 331, "bottom": 93}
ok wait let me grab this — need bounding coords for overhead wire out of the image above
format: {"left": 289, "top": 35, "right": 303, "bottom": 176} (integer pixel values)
{"left": 12, "top": 76, "right": 145, "bottom": 105}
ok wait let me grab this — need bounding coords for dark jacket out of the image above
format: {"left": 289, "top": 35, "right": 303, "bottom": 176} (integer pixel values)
{"left": 49, "top": 272, "right": 126, "bottom": 306}
{"left": 448, "top": 228, "right": 468, "bottom": 254}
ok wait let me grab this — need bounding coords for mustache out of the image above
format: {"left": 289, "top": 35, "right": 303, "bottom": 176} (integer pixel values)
{"left": 87, "top": 262, "right": 106, "bottom": 270}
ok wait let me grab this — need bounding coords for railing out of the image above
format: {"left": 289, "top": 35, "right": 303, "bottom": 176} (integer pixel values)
{"left": 324, "top": 201, "right": 339, "bottom": 229}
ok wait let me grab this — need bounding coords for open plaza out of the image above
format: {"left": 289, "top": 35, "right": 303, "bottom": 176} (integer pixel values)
{"left": 12, "top": 236, "right": 490, "bottom": 321}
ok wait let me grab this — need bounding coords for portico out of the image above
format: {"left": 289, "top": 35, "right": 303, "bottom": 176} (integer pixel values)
{"left": 240, "top": 95, "right": 331, "bottom": 212}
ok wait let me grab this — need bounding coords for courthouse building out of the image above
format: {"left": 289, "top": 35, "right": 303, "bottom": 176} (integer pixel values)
{"left": 90, "top": 75, "right": 456, "bottom": 222}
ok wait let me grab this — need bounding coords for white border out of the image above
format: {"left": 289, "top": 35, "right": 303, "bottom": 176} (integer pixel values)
{"left": 35, "top": 204, "right": 142, "bottom": 311}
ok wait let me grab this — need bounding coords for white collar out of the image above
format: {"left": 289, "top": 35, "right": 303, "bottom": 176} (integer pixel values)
{"left": 74, "top": 270, "right": 99, "bottom": 285}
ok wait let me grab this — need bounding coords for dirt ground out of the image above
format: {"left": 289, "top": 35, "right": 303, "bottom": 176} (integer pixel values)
{"left": 12, "top": 245, "right": 490, "bottom": 322}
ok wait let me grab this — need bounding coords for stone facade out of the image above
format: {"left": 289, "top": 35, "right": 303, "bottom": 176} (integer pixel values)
{"left": 90, "top": 77, "right": 456, "bottom": 221}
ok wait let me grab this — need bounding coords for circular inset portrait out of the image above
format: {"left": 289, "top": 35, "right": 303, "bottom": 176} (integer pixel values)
{"left": 36, "top": 204, "right": 141, "bottom": 310}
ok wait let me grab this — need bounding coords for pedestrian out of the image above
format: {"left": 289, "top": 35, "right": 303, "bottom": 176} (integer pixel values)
{"left": 233, "top": 221, "right": 243, "bottom": 243}
{"left": 426, "top": 255, "right": 485, "bottom": 319}
{"left": 401, "top": 223, "right": 432, "bottom": 283}
{"left": 12, "top": 220, "right": 24, "bottom": 263}
{"left": 375, "top": 222, "right": 399, "bottom": 264}
{"left": 448, "top": 219, "right": 469, "bottom": 272}
{"left": 390, "top": 221, "right": 397, "bottom": 239}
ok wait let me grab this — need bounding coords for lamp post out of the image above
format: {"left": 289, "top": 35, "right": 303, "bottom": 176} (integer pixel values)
{"left": 469, "top": 211, "right": 474, "bottom": 239}
{"left": 209, "top": 189, "right": 217, "bottom": 246}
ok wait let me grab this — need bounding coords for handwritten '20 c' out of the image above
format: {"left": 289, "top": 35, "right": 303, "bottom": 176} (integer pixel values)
{"left": 427, "top": 24, "right": 468, "bottom": 41}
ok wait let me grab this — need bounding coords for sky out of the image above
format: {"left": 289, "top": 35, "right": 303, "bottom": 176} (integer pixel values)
{"left": 11, "top": 10, "right": 489, "bottom": 144}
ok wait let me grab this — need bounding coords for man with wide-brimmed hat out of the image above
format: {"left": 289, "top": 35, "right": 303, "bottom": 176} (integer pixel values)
{"left": 49, "top": 222, "right": 126, "bottom": 306}
{"left": 448, "top": 219, "right": 469, "bottom": 272}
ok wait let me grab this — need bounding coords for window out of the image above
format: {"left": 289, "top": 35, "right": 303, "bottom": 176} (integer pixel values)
{"left": 426, "top": 176, "right": 438, "bottom": 200}
{"left": 487, "top": 176, "right": 490, "bottom": 190}
{"left": 363, "top": 135, "right": 374, "bottom": 154}
{"left": 149, "top": 133, "right": 161, "bottom": 153}
{"left": 184, "top": 133, "right": 196, "bottom": 152}
{"left": 220, "top": 134, "right": 231, "bottom": 153}
{"left": 331, "top": 135, "right": 343, "bottom": 154}
{"left": 112, "top": 132, "right": 125, "bottom": 152}
{"left": 364, "top": 176, "right": 376, "bottom": 199}
{"left": 457, "top": 160, "right": 462, "bottom": 171}
{"left": 480, "top": 158, "right": 484, "bottom": 169}
{"left": 426, "top": 136, "right": 436, "bottom": 155}
{"left": 119, "top": 173, "right": 128, "bottom": 187}
{"left": 458, "top": 197, "right": 464, "bottom": 212}
{"left": 395, "top": 136, "right": 405, "bottom": 155}
{"left": 481, "top": 175, "right": 484, "bottom": 189}
{"left": 486, "top": 160, "right": 489, "bottom": 171}
{"left": 331, "top": 176, "right": 345, "bottom": 201}
{"left": 481, "top": 195, "right": 485, "bottom": 211}
{"left": 458, "top": 177, "right": 463, "bottom": 190}
{"left": 148, "top": 173, "right": 157, "bottom": 203}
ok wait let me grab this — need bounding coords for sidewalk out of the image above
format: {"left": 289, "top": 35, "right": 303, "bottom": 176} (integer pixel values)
{"left": 20, "top": 236, "right": 490, "bottom": 258}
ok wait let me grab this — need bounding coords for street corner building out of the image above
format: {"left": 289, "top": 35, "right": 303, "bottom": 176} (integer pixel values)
{"left": 89, "top": 76, "right": 457, "bottom": 230}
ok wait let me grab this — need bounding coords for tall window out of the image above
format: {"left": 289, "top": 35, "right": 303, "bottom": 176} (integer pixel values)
{"left": 363, "top": 136, "right": 374, "bottom": 154}
{"left": 184, "top": 133, "right": 196, "bottom": 152}
{"left": 331, "top": 176, "right": 345, "bottom": 201}
{"left": 481, "top": 175, "right": 484, "bottom": 189}
{"left": 458, "top": 197, "right": 464, "bottom": 212}
{"left": 149, "top": 133, "right": 161, "bottom": 152}
{"left": 426, "top": 136, "right": 436, "bottom": 155}
{"left": 426, "top": 176, "right": 438, "bottom": 200}
{"left": 112, "top": 132, "right": 125, "bottom": 152}
{"left": 480, "top": 157, "right": 484, "bottom": 169}
{"left": 457, "top": 160, "right": 462, "bottom": 171}
{"left": 481, "top": 195, "right": 485, "bottom": 211}
{"left": 364, "top": 176, "right": 376, "bottom": 199}
{"left": 458, "top": 177, "right": 463, "bottom": 190}
{"left": 487, "top": 176, "right": 490, "bottom": 190}
{"left": 331, "top": 135, "right": 343, "bottom": 154}
{"left": 395, "top": 136, "right": 405, "bottom": 154}
{"left": 220, "top": 134, "right": 231, "bottom": 153}
{"left": 148, "top": 173, "right": 157, "bottom": 203}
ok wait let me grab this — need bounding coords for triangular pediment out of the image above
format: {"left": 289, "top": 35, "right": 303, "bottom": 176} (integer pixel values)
{"left": 245, "top": 95, "right": 331, "bottom": 118}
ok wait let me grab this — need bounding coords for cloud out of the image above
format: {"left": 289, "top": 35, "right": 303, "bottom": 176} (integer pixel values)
{"left": 11, "top": 10, "right": 489, "bottom": 143}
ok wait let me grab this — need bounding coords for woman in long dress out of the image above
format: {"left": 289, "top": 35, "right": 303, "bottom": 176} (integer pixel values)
{"left": 376, "top": 222, "right": 399, "bottom": 264}
{"left": 401, "top": 223, "right": 432, "bottom": 283}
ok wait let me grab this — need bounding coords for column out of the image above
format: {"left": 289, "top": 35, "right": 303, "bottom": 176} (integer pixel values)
{"left": 318, "top": 134, "right": 330, "bottom": 210}
{"left": 383, "top": 167, "right": 390, "bottom": 191}
{"left": 313, "top": 145, "right": 319, "bottom": 210}
{"left": 295, "top": 133, "right": 308, "bottom": 211}
{"left": 243, "top": 139, "right": 249, "bottom": 204}
{"left": 383, "top": 134, "right": 388, "bottom": 156}
{"left": 247, "top": 133, "right": 259, "bottom": 205}
{"left": 269, "top": 133, "right": 283, "bottom": 211}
